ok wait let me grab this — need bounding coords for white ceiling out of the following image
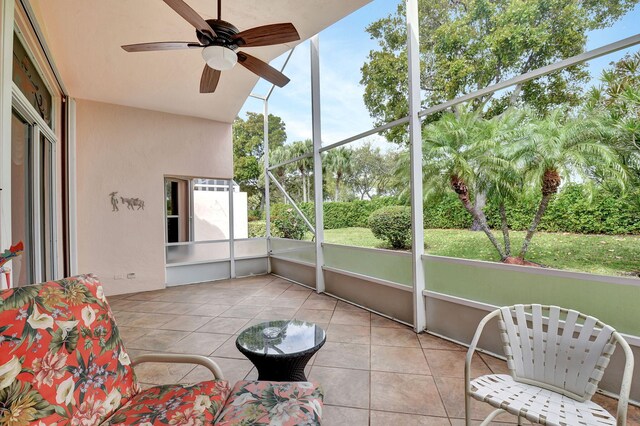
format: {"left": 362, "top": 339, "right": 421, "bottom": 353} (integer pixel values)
{"left": 30, "top": 0, "right": 371, "bottom": 123}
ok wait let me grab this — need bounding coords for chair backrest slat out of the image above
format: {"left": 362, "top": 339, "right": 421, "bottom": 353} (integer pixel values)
{"left": 566, "top": 316, "right": 597, "bottom": 390}
{"left": 543, "top": 306, "right": 561, "bottom": 384}
{"left": 497, "top": 304, "right": 618, "bottom": 400}
{"left": 555, "top": 309, "right": 579, "bottom": 390}
{"left": 515, "top": 305, "right": 535, "bottom": 378}
{"left": 500, "top": 307, "right": 523, "bottom": 373}
{"left": 531, "top": 304, "right": 545, "bottom": 380}
{"left": 576, "top": 323, "right": 615, "bottom": 395}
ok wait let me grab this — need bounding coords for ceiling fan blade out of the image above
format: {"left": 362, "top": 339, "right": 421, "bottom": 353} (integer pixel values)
{"left": 233, "top": 23, "right": 300, "bottom": 47}
{"left": 200, "top": 65, "right": 221, "bottom": 93}
{"left": 121, "top": 42, "right": 202, "bottom": 52}
{"left": 163, "top": 0, "right": 217, "bottom": 39}
{"left": 237, "top": 52, "right": 290, "bottom": 87}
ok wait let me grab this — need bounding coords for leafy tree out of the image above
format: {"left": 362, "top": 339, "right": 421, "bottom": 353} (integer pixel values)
{"left": 346, "top": 141, "right": 395, "bottom": 200}
{"left": 587, "top": 52, "right": 640, "bottom": 180}
{"left": 233, "top": 112, "right": 287, "bottom": 208}
{"left": 325, "top": 147, "right": 353, "bottom": 201}
{"left": 362, "top": 0, "right": 635, "bottom": 231}
{"left": 361, "top": 0, "right": 637, "bottom": 146}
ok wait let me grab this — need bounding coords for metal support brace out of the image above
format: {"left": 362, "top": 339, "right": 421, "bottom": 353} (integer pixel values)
{"left": 228, "top": 179, "right": 236, "bottom": 278}
{"left": 310, "top": 35, "right": 325, "bottom": 293}
{"left": 263, "top": 100, "right": 272, "bottom": 271}
{"left": 267, "top": 171, "right": 315, "bottom": 233}
{"left": 406, "top": 0, "right": 426, "bottom": 332}
{"left": 268, "top": 152, "right": 313, "bottom": 171}
{"left": 261, "top": 50, "right": 294, "bottom": 271}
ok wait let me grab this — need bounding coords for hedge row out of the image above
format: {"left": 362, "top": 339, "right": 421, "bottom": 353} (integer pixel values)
{"left": 259, "top": 185, "right": 640, "bottom": 235}
{"left": 425, "top": 185, "right": 640, "bottom": 235}
{"left": 270, "top": 197, "right": 398, "bottom": 229}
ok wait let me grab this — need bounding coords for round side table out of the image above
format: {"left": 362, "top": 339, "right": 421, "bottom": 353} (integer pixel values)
{"left": 236, "top": 320, "right": 326, "bottom": 381}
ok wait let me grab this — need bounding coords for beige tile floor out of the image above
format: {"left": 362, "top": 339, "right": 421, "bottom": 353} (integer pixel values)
{"left": 108, "top": 274, "right": 639, "bottom": 425}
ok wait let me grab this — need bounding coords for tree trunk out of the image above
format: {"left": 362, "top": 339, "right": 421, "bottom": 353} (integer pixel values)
{"left": 470, "top": 191, "right": 486, "bottom": 231}
{"left": 302, "top": 172, "right": 307, "bottom": 203}
{"left": 499, "top": 203, "right": 511, "bottom": 257}
{"left": 519, "top": 168, "right": 561, "bottom": 259}
{"left": 458, "top": 195, "right": 506, "bottom": 260}
{"left": 334, "top": 175, "right": 341, "bottom": 202}
{"left": 450, "top": 176, "right": 506, "bottom": 260}
{"left": 519, "top": 193, "right": 552, "bottom": 259}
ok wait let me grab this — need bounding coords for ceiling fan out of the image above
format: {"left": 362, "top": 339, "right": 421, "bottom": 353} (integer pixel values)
{"left": 122, "top": 0, "right": 300, "bottom": 93}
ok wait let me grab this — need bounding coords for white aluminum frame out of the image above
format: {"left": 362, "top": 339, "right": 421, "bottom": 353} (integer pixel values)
{"left": 0, "top": 1, "right": 15, "bottom": 286}
{"left": 310, "top": 35, "right": 325, "bottom": 293}
{"left": 405, "top": 0, "right": 426, "bottom": 332}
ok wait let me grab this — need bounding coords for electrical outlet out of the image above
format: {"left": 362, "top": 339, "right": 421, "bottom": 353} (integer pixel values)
{"left": 126, "top": 273, "right": 136, "bottom": 279}
{"left": 114, "top": 274, "right": 124, "bottom": 280}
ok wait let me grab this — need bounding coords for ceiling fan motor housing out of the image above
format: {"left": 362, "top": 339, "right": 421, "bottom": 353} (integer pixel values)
{"left": 197, "top": 19, "right": 240, "bottom": 49}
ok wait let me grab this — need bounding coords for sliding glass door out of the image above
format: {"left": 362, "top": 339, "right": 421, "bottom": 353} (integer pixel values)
{"left": 10, "top": 109, "right": 55, "bottom": 286}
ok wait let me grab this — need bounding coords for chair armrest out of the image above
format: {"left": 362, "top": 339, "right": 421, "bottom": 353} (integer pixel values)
{"left": 465, "top": 309, "right": 501, "bottom": 391}
{"left": 131, "top": 353, "right": 225, "bottom": 380}
{"left": 613, "top": 332, "right": 634, "bottom": 426}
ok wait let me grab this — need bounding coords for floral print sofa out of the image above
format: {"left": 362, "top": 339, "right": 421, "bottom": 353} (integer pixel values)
{"left": 0, "top": 274, "right": 323, "bottom": 425}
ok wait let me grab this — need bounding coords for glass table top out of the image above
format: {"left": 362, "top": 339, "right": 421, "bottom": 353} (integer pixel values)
{"left": 236, "top": 320, "right": 326, "bottom": 356}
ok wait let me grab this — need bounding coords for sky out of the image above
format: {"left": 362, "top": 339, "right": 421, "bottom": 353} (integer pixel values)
{"left": 239, "top": 0, "right": 640, "bottom": 147}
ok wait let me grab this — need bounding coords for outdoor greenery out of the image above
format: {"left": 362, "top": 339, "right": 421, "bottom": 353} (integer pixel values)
{"left": 233, "top": 112, "right": 286, "bottom": 211}
{"left": 271, "top": 208, "right": 308, "bottom": 240}
{"left": 265, "top": 184, "right": 640, "bottom": 234}
{"left": 361, "top": 0, "right": 638, "bottom": 144}
{"left": 368, "top": 206, "right": 413, "bottom": 249}
{"left": 356, "top": 0, "right": 640, "bottom": 264}
{"left": 233, "top": 0, "right": 640, "bottom": 277}
{"left": 320, "top": 228, "right": 640, "bottom": 278}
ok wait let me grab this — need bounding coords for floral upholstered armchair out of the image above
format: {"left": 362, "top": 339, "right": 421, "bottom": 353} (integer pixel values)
{"left": 0, "top": 274, "right": 324, "bottom": 425}
{"left": 0, "top": 274, "right": 229, "bottom": 425}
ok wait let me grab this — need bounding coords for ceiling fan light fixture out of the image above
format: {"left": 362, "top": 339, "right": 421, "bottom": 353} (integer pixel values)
{"left": 201, "top": 45, "right": 237, "bottom": 70}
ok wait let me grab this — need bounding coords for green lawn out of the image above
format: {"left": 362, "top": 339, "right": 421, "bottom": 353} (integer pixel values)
{"left": 314, "top": 227, "right": 640, "bottom": 277}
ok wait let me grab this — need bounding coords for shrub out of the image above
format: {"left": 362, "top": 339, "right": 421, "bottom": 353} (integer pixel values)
{"left": 247, "top": 209, "right": 263, "bottom": 222}
{"left": 270, "top": 197, "right": 399, "bottom": 230}
{"left": 272, "top": 208, "right": 308, "bottom": 240}
{"left": 368, "top": 206, "right": 412, "bottom": 249}
{"left": 265, "top": 185, "right": 640, "bottom": 235}
{"left": 248, "top": 220, "right": 266, "bottom": 238}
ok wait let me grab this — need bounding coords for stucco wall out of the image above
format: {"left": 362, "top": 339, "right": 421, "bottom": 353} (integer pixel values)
{"left": 75, "top": 99, "right": 232, "bottom": 295}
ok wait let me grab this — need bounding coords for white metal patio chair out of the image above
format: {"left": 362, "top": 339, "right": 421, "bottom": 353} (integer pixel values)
{"left": 465, "top": 304, "right": 634, "bottom": 426}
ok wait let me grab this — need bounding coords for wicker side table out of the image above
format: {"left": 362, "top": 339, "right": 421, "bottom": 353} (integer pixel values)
{"left": 236, "top": 320, "right": 326, "bottom": 381}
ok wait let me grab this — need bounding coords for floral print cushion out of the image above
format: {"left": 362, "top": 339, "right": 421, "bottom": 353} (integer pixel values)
{"left": 102, "top": 380, "right": 231, "bottom": 425}
{"left": 0, "top": 274, "right": 138, "bottom": 425}
{"left": 214, "top": 381, "right": 324, "bottom": 426}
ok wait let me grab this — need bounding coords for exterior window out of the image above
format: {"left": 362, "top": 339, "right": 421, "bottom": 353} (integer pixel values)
{"left": 165, "top": 178, "right": 190, "bottom": 243}
{"left": 12, "top": 34, "right": 52, "bottom": 127}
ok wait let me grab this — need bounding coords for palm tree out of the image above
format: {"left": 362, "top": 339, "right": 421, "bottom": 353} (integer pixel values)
{"left": 325, "top": 147, "right": 352, "bottom": 201}
{"left": 421, "top": 106, "right": 514, "bottom": 260}
{"left": 512, "top": 108, "right": 628, "bottom": 259}
{"left": 269, "top": 145, "right": 291, "bottom": 203}
{"left": 289, "top": 140, "right": 313, "bottom": 203}
{"left": 486, "top": 109, "right": 530, "bottom": 258}
{"left": 586, "top": 52, "right": 640, "bottom": 182}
